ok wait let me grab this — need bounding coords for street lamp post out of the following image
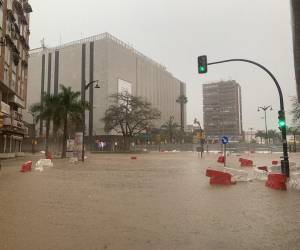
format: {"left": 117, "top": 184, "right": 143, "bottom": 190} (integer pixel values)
{"left": 82, "top": 80, "right": 100, "bottom": 162}
{"left": 258, "top": 106, "right": 272, "bottom": 144}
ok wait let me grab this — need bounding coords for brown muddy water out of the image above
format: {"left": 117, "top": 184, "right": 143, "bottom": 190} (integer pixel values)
{"left": 0, "top": 152, "right": 299, "bottom": 250}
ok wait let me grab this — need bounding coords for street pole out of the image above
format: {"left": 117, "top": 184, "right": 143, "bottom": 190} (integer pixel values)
{"left": 32, "top": 114, "right": 36, "bottom": 154}
{"left": 207, "top": 58, "right": 290, "bottom": 177}
{"left": 81, "top": 80, "right": 100, "bottom": 162}
{"left": 258, "top": 106, "right": 272, "bottom": 144}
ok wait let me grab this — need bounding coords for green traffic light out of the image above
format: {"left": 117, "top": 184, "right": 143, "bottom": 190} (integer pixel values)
{"left": 278, "top": 120, "right": 286, "bottom": 128}
{"left": 199, "top": 66, "right": 206, "bottom": 72}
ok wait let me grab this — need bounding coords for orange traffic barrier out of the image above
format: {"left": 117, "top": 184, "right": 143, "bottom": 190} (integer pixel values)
{"left": 20, "top": 161, "right": 32, "bottom": 173}
{"left": 266, "top": 173, "right": 287, "bottom": 190}
{"left": 206, "top": 169, "right": 236, "bottom": 185}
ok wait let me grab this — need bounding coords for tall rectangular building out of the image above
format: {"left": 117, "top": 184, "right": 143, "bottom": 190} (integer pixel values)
{"left": 291, "top": 0, "right": 300, "bottom": 101}
{"left": 26, "top": 33, "right": 187, "bottom": 139}
{"left": 0, "top": 0, "right": 32, "bottom": 157}
{"left": 203, "top": 80, "right": 243, "bottom": 141}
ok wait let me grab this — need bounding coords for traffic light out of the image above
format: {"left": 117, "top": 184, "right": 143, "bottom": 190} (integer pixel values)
{"left": 198, "top": 55, "right": 208, "bottom": 74}
{"left": 278, "top": 110, "right": 286, "bottom": 130}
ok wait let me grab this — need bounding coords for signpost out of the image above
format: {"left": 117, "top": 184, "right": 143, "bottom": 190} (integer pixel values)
{"left": 221, "top": 136, "right": 229, "bottom": 166}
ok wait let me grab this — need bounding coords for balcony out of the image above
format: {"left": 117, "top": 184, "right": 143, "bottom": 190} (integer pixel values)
{"left": 9, "top": 95, "right": 25, "bottom": 109}
{"left": 3, "top": 117, "right": 12, "bottom": 126}
{"left": 0, "top": 101, "right": 11, "bottom": 115}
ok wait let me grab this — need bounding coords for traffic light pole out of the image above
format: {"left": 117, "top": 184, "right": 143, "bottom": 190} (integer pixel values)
{"left": 207, "top": 58, "right": 290, "bottom": 177}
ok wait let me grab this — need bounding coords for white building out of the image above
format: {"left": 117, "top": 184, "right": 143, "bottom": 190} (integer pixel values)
{"left": 26, "top": 33, "right": 187, "bottom": 141}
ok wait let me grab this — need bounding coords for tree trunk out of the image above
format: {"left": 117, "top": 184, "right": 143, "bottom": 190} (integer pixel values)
{"left": 45, "top": 119, "right": 50, "bottom": 157}
{"left": 123, "top": 135, "right": 131, "bottom": 151}
{"left": 61, "top": 116, "right": 68, "bottom": 158}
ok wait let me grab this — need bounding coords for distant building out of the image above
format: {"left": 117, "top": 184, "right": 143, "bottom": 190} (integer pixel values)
{"left": 203, "top": 80, "right": 243, "bottom": 141}
{"left": 26, "top": 33, "right": 187, "bottom": 145}
{"left": 0, "top": 0, "right": 32, "bottom": 157}
{"left": 291, "top": 0, "right": 300, "bottom": 101}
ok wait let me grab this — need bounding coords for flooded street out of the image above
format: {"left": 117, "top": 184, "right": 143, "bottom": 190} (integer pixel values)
{"left": 0, "top": 152, "right": 300, "bottom": 250}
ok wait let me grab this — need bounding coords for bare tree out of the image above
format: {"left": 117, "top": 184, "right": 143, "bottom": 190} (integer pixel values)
{"left": 102, "top": 92, "right": 161, "bottom": 150}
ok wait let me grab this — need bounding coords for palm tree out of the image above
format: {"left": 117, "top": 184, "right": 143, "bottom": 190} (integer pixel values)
{"left": 30, "top": 85, "right": 87, "bottom": 158}
{"left": 30, "top": 94, "right": 61, "bottom": 156}
{"left": 267, "top": 129, "right": 280, "bottom": 144}
{"left": 161, "top": 116, "right": 180, "bottom": 143}
{"left": 57, "top": 85, "right": 87, "bottom": 158}
{"left": 176, "top": 95, "right": 188, "bottom": 132}
{"left": 255, "top": 130, "right": 267, "bottom": 144}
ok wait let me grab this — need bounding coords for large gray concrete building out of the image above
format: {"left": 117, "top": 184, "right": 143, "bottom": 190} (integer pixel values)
{"left": 26, "top": 33, "right": 186, "bottom": 140}
{"left": 203, "top": 80, "right": 243, "bottom": 141}
{"left": 291, "top": 0, "right": 300, "bottom": 101}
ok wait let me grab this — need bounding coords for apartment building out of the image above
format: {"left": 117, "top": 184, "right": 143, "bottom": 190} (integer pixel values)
{"left": 203, "top": 80, "right": 243, "bottom": 141}
{"left": 0, "top": 0, "right": 32, "bottom": 157}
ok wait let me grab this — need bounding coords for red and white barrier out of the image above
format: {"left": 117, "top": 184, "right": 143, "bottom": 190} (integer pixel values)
{"left": 206, "top": 168, "right": 236, "bottom": 185}
{"left": 239, "top": 158, "right": 254, "bottom": 167}
{"left": 20, "top": 161, "right": 32, "bottom": 173}
{"left": 265, "top": 173, "right": 287, "bottom": 190}
{"left": 217, "top": 156, "right": 225, "bottom": 164}
{"left": 224, "top": 167, "right": 250, "bottom": 182}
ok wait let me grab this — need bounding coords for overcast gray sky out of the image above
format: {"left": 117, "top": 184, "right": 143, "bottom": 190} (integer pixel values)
{"left": 29, "top": 0, "right": 296, "bottom": 131}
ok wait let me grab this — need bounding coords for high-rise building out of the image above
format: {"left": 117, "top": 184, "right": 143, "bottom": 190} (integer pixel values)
{"left": 26, "top": 33, "right": 187, "bottom": 141}
{"left": 0, "top": 0, "right": 32, "bottom": 157}
{"left": 291, "top": 0, "right": 300, "bottom": 101}
{"left": 203, "top": 80, "right": 243, "bottom": 141}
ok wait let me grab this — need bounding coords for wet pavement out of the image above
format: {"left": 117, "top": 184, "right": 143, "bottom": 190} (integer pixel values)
{"left": 0, "top": 152, "right": 300, "bottom": 250}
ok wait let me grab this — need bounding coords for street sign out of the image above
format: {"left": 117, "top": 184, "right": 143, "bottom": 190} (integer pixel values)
{"left": 221, "top": 136, "right": 229, "bottom": 145}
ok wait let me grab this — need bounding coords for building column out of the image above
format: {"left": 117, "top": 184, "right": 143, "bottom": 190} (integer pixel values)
{"left": 89, "top": 42, "right": 94, "bottom": 149}
{"left": 40, "top": 54, "right": 46, "bottom": 137}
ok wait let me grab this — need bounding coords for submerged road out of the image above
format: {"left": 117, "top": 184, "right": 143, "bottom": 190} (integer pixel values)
{"left": 0, "top": 152, "right": 299, "bottom": 250}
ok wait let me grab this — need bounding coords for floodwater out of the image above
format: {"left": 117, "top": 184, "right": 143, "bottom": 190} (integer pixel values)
{"left": 0, "top": 152, "right": 300, "bottom": 250}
